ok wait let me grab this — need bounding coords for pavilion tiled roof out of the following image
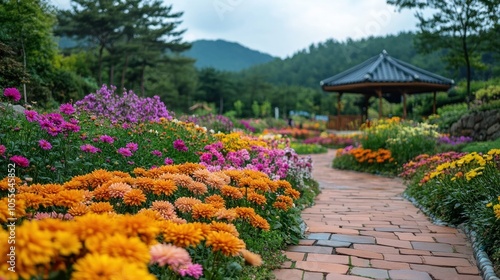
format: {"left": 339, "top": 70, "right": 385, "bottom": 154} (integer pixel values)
{"left": 320, "top": 50, "right": 454, "bottom": 92}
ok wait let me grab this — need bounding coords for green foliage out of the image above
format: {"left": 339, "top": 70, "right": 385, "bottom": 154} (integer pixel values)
{"left": 461, "top": 138, "right": 500, "bottom": 154}
{"left": 476, "top": 85, "right": 500, "bottom": 102}
{"left": 251, "top": 101, "right": 260, "bottom": 118}
{"left": 290, "top": 143, "right": 327, "bottom": 155}
{"left": 427, "top": 103, "right": 468, "bottom": 132}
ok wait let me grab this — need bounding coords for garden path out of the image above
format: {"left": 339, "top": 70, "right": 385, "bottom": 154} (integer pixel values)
{"left": 273, "top": 149, "right": 481, "bottom": 280}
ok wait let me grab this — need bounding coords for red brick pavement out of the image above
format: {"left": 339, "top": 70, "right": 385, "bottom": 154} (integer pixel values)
{"left": 273, "top": 149, "right": 481, "bottom": 280}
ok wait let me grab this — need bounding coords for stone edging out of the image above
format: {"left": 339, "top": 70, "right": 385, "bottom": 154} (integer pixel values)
{"left": 402, "top": 193, "right": 499, "bottom": 280}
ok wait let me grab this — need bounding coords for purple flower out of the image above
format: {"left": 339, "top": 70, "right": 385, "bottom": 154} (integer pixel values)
{"left": 126, "top": 142, "right": 139, "bottom": 152}
{"left": 99, "top": 135, "right": 114, "bottom": 144}
{"left": 0, "top": 145, "right": 6, "bottom": 156}
{"left": 151, "top": 150, "right": 162, "bottom": 157}
{"left": 80, "top": 144, "right": 100, "bottom": 153}
{"left": 3, "top": 88, "right": 21, "bottom": 102}
{"left": 164, "top": 157, "right": 174, "bottom": 165}
{"left": 173, "top": 139, "right": 188, "bottom": 152}
{"left": 38, "top": 139, "right": 52, "bottom": 150}
{"left": 59, "top": 103, "right": 75, "bottom": 115}
{"left": 24, "top": 110, "right": 38, "bottom": 122}
{"left": 10, "top": 155, "right": 30, "bottom": 167}
{"left": 117, "top": 147, "right": 133, "bottom": 157}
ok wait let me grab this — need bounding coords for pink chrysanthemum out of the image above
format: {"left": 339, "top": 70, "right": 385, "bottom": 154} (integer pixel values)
{"left": 126, "top": 142, "right": 139, "bottom": 152}
{"left": 38, "top": 139, "right": 52, "bottom": 150}
{"left": 3, "top": 88, "right": 21, "bottom": 102}
{"left": 173, "top": 139, "right": 188, "bottom": 152}
{"left": 164, "top": 157, "right": 174, "bottom": 165}
{"left": 177, "top": 263, "right": 203, "bottom": 279}
{"left": 80, "top": 144, "right": 100, "bottom": 153}
{"left": 151, "top": 150, "right": 162, "bottom": 157}
{"left": 117, "top": 147, "right": 133, "bottom": 157}
{"left": 24, "top": 110, "right": 38, "bottom": 122}
{"left": 59, "top": 103, "right": 75, "bottom": 115}
{"left": 150, "top": 243, "right": 191, "bottom": 268}
{"left": 9, "top": 155, "right": 30, "bottom": 167}
{"left": 99, "top": 135, "right": 114, "bottom": 144}
{"left": 0, "top": 145, "right": 6, "bottom": 156}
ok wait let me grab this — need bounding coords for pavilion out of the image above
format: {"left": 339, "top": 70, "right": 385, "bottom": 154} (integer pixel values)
{"left": 320, "top": 50, "right": 454, "bottom": 129}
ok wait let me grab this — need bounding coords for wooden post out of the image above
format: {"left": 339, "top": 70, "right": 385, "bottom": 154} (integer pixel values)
{"left": 337, "top": 92, "right": 343, "bottom": 130}
{"left": 433, "top": 91, "right": 437, "bottom": 115}
{"left": 402, "top": 92, "right": 407, "bottom": 119}
{"left": 376, "top": 89, "right": 383, "bottom": 119}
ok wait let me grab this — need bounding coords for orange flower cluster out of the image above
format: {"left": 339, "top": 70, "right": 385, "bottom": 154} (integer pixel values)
{"left": 347, "top": 147, "right": 394, "bottom": 164}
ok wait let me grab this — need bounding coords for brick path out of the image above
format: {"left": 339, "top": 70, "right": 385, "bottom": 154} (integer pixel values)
{"left": 274, "top": 149, "right": 481, "bottom": 280}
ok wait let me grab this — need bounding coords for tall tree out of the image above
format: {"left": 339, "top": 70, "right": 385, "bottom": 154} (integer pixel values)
{"left": 387, "top": 0, "right": 500, "bottom": 108}
{"left": 0, "top": 0, "right": 57, "bottom": 102}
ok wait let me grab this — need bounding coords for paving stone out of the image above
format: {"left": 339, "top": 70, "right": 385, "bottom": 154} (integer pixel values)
{"left": 273, "top": 269, "right": 303, "bottom": 280}
{"left": 389, "top": 269, "right": 432, "bottom": 280}
{"left": 399, "top": 249, "right": 432, "bottom": 256}
{"left": 325, "top": 274, "right": 370, "bottom": 280}
{"left": 330, "top": 234, "right": 375, "bottom": 244}
{"left": 303, "top": 271, "right": 324, "bottom": 280}
{"left": 375, "top": 227, "right": 421, "bottom": 233}
{"left": 298, "top": 239, "right": 316, "bottom": 245}
{"left": 350, "top": 267, "right": 389, "bottom": 279}
{"left": 370, "top": 260, "right": 411, "bottom": 270}
{"left": 285, "top": 252, "right": 305, "bottom": 262}
{"left": 409, "top": 264, "right": 461, "bottom": 280}
{"left": 353, "top": 244, "right": 400, "bottom": 254}
{"left": 350, "top": 256, "right": 370, "bottom": 267}
{"left": 287, "top": 245, "right": 333, "bottom": 254}
{"left": 306, "top": 253, "right": 349, "bottom": 264}
{"left": 307, "top": 233, "right": 332, "bottom": 240}
{"left": 383, "top": 254, "right": 423, "bottom": 264}
{"left": 411, "top": 241, "right": 454, "bottom": 253}
{"left": 336, "top": 248, "right": 383, "bottom": 260}
{"left": 456, "top": 266, "right": 480, "bottom": 274}
{"left": 421, "top": 256, "right": 472, "bottom": 267}
{"left": 316, "top": 240, "right": 352, "bottom": 248}
{"left": 294, "top": 261, "right": 349, "bottom": 274}
{"left": 395, "top": 233, "right": 435, "bottom": 242}
{"left": 376, "top": 237, "right": 412, "bottom": 249}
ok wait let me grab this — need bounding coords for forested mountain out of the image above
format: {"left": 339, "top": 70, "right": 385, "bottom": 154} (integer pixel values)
{"left": 183, "top": 39, "right": 276, "bottom": 71}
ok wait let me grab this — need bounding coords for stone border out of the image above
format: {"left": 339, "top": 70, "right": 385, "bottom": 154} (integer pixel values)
{"left": 403, "top": 193, "right": 499, "bottom": 280}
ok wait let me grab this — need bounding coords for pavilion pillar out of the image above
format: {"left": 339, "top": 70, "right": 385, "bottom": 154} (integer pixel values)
{"left": 337, "top": 92, "right": 343, "bottom": 130}
{"left": 402, "top": 92, "right": 407, "bottom": 119}
{"left": 376, "top": 89, "right": 383, "bottom": 119}
{"left": 433, "top": 91, "right": 437, "bottom": 114}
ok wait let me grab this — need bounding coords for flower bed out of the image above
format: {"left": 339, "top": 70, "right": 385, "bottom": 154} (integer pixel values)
{"left": 0, "top": 86, "right": 317, "bottom": 279}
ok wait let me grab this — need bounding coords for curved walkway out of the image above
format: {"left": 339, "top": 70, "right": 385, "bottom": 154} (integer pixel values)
{"left": 274, "top": 149, "right": 481, "bottom": 280}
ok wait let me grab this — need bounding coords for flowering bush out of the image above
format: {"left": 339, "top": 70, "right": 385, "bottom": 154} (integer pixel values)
{"left": 0, "top": 165, "right": 302, "bottom": 279}
{"left": 181, "top": 114, "right": 234, "bottom": 133}
{"left": 262, "top": 127, "right": 319, "bottom": 140}
{"left": 303, "top": 132, "right": 358, "bottom": 148}
{"left": 401, "top": 149, "right": 500, "bottom": 273}
{"left": 333, "top": 146, "right": 397, "bottom": 175}
{"left": 75, "top": 84, "right": 172, "bottom": 123}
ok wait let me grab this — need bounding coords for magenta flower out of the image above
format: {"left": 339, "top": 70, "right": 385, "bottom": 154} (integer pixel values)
{"left": 151, "top": 150, "right": 162, "bottom": 157}
{"left": 126, "top": 142, "right": 138, "bottom": 152}
{"left": 117, "top": 147, "right": 133, "bottom": 157}
{"left": 0, "top": 145, "right": 6, "bottom": 156}
{"left": 10, "top": 155, "right": 30, "bottom": 167}
{"left": 59, "top": 103, "right": 75, "bottom": 115}
{"left": 24, "top": 110, "right": 38, "bottom": 122}
{"left": 80, "top": 144, "right": 100, "bottom": 153}
{"left": 164, "top": 157, "right": 174, "bottom": 165}
{"left": 3, "top": 88, "right": 21, "bottom": 102}
{"left": 38, "top": 139, "right": 52, "bottom": 150}
{"left": 178, "top": 263, "right": 203, "bottom": 279}
{"left": 173, "top": 139, "right": 188, "bottom": 152}
{"left": 99, "top": 135, "right": 114, "bottom": 144}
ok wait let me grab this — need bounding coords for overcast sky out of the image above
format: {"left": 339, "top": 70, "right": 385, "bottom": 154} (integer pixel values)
{"left": 51, "top": 0, "right": 420, "bottom": 58}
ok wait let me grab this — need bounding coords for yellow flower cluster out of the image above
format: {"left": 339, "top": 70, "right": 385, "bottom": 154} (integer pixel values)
{"left": 486, "top": 196, "right": 500, "bottom": 220}
{"left": 429, "top": 150, "right": 499, "bottom": 181}
{"left": 214, "top": 132, "right": 267, "bottom": 152}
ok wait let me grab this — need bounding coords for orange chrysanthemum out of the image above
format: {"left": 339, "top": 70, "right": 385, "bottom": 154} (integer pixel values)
{"left": 133, "top": 177, "right": 155, "bottom": 192}
{"left": 108, "top": 182, "right": 132, "bottom": 198}
{"left": 68, "top": 203, "right": 90, "bottom": 217}
{"left": 71, "top": 213, "right": 118, "bottom": 240}
{"left": 249, "top": 179, "right": 270, "bottom": 192}
{"left": 166, "top": 174, "right": 194, "bottom": 188}
{"left": 234, "top": 207, "right": 256, "bottom": 220}
{"left": 119, "top": 213, "right": 160, "bottom": 245}
{"left": 250, "top": 214, "right": 270, "bottom": 231}
{"left": 213, "top": 171, "right": 231, "bottom": 185}
{"left": 240, "top": 249, "right": 262, "bottom": 266}
{"left": 205, "top": 194, "right": 225, "bottom": 209}
{"left": 284, "top": 188, "right": 300, "bottom": 200}
{"left": 16, "top": 192, "right": 43, "bottom": 210}
{"left": 151, "top": 200, "right": 176, "bottom": 220}
{"left": 191, "top": 203, "right": 217, "bottom": 220}
{"left": 88, "top": 169, "right": 114, "bottom": 187}
{"left": 162, "top": 222, "right": 204, "bottom": 247}
{"left": 53, "top": 189, "right": 85, "bottom": 208}
{"left": 205, "top": 231, "right": 245, "bottom": 256}
{"left": 186, "top": 181, "right": 208, "bottom": 195}
{"left": 72, "top": 253, "right": 155, "bottom": 280}
{"left": 89, "top": 201, "right": 115, "bottom": 214}
{"left": 174, "top": 197, "right": 202, "bottom": 213}
{"left": 123, "top": 189, "right": 146, "bottom": 206}
{"left": 220, "top": 185, "right": 244, "bottom": 199}
{"left": 215, "top": 208, "right": 238, "bottom": 222}
{"left": 176, "top": 163, "right": 205, "bottom": 175}
{"left": 192, "top": 169, "right": 212, "bottom": 183}
{"left": 210, "top": 221, "right": 239, "bottom": 237}
{"left": 93, "top": 234, "right": 150, "bottom": 265}
{"left": 246, "top": 192, "right": 267, "bottom": 205}
{"left": 152, "top": 180, "right": 177, "bottom": 196}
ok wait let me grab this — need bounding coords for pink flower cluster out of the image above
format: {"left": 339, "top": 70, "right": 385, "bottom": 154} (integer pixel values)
{"left": 150, "top": 243, "right": 203, "bottom": 279}
{"left": 10, "top": 155, "right": 30, "bottom": 168}
{"left": 199, "top": 142, "right": 313, "bottom": 184}
{"left": 24, "top": 110, "right": 80, "bottom": 137}
{"left": 173, "top": 139, "right": 188, "bottom": 152}
{"left": 3, "top": 88, "right": 21, "bottom": 102}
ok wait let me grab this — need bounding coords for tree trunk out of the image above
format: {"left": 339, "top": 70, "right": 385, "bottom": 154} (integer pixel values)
{"left": 98, "top": 46, "right": 104, "bottom": 86}
{"left": 109, "top": 64, "right": 114, "bottom": 86}
{"left": 120, "top": 54, "right": 129, "bottom": 90}
{"left": 140, "top": 63, "right": 146, "bottom": 97}
{"left": 462, "top": 33, "right": 472, "bottom": 109}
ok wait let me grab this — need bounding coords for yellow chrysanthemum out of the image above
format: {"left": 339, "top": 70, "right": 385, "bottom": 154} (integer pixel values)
{"left": 205, "top": 231, "right": 245, "bottom": 256}
{"left": 72, "top": 253, "right": 152, "bottom": 280}
{"left": 71, "top": 213, "right": 118, "bottom": 240}
{"left": 94, "top": 234, "right": 150, "bottom": 265}
{"left": 494, "top": 204, "right": 500, "bottom": 219}
{"left": 119, "top": 213, "right": 161, "bottom": 245}
{"left": 52, "top": 231, "right": 82, "bottom": 256}
{"left": 163, "top": 222, "right": 204, "bottom": 247}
